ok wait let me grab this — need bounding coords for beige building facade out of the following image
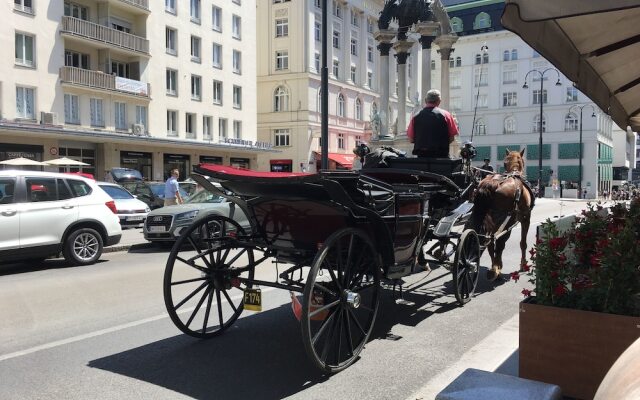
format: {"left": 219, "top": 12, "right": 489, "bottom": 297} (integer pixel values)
{"left": 2, "top": 0, "right": 267, "bottom": 180}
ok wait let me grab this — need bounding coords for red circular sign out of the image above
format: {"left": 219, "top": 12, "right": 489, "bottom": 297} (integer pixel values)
{"left": 50, "top": 147, "right": 58, "bottom": 155}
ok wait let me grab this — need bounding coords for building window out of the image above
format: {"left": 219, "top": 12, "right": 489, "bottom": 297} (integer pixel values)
{"left": 232, "top": 50, "right": 241, "bottom": 74}
{"left": 350, "top": 65, "right": 357, "bottom": 83}
{"left": 474, "top": 118, "right": 487, "bottom": 135}
{"left": 314, "top": 21, "right": 321, "bottom": 41}
{"left": 317, "top": 89, "right": 322, "bottom": 112}
{"left": 111, "top": 61, "right": 129, "bottom": 78}
{"left": 275, "top": 18, "right": 288, "bottom": 37}
{"left": 337, "top": 133, "right": 345, "bottom": 149}
{"left": 213, "top": 80, "right": 223, "bottom": 104}
{"left": 233, "top": 120, "right": 242, "bottom": 139}
{"left": 533, "top": 114, "right": 546, "bottom": 133}
{"left": 203, "top": 116, "right": 212, "bottom": 139}
{"left": 566, "top": 86, "right": 578, "bottom": 102}
{"left": 431, "top": 60, "right": 436, "bottom": 70}
{"left": 136, "top": 105, "right": 147, "bottom": 132}
{"left": 275, "top": 51, "right": 288, "bottom": 70}
{"left": 450, "top": 97, "right": 462, "bottom": 111}
{"left": 533, "top": 89, "right": 548, "bottom": 105}
{"left": 474, "top": 12, "right": 491, "bottom": 29}
{"left": 367, "top": 19, "right": 374, "bottom": 33}
{"left": 355, "top": 98, "right": 362, "bottom": 120}
{"left": 474, "top": 67, "right": 488, "bottom": 86}
{"left": 114, "top": 102, "right": 126, "bottom": 130}
{"left": 314, "top": 52, "right": 320, "bottom": 73}
{"left": 503, "top": 50, "right": 510, "bottom": 62}
{"left": 167, "top": 110, "right": 177, "bottom": 135}
{"left": 64, "top": 50, "right": 88, "bottom": 69}
{"left": 218, "top": 118, "right": 227, "bottom": 139}
{"left": 212, "top": 43, "right": 222, "bottom": 68}
{"left": 565, "top": 113, "right": 579, "bottom": 131}
{"left": 351, "top": 10, "right": 359, "bottom": 27}
{"left": 511, "top": 49, "right": 518, "bottom": 60}
{"left": 15, "top": 33, "right": 35, "bottom": 67}
{"left": 212, "top": 6, "right": 222, "bottom": 31}
{"left": 475, "top": 54, "right": 481, "bottom": 65}
{"left": 186, "top": 112, "right": 196, "bottom": 137}
{"left": 233, "top": 85, "right": 242, "bottom": 109}
{"left": 456, "top": 57, "right": 462, "bottom": 67}
{"left": 166, "top": 69, "right": 177, "bottom": 95}
{"left": 16, "top": 86, "right": 35, "bottom": 119}
{"left": 451, "top": 17, "right": 463, "bottom": 33}
{"left": 166, "top": 27, "right": 177, "bottom": 55}
{"left": 450, "top": 72, "right": 461, "bottom": 89}
{"left": 449, "top": 57, "right": 455, "bottom": 68}
{"left": 90, "top": 98, "right": 104, "bottom": 127}
{"left": 191, "top": 35, "right": 201, "bottom": 62}
{"left": 63, "top": 94, "right": 79, "bottom": 124}
{"left": 274, "top": 86, "right": 289, "bottom": 112}
{"left": 502, "top": 92, "right": 517, "bottom": 107}
{"left": 333, "top": 30, "right": 340, "bottom": 49}
{"left": 191, "top": 75, "right": 202, "bottom": 100}
{"left": 355, "top": 135, "right": 362, "bottom": 146}
{"left": 367, "top": 71, "right": 373, "bottom": 88}
{"left": 350, "top": 37, "right": 358, "bottom": 56}
{"left": 337, "top": 94, "right": 345, "bottom": 117}
{"left": 477, "top": 94, "right": 488, "bottom": 108}
{"left": 274, "top": 129, "right": 290, "bottom": 146}
{"left": 64, "top": 2, "right": 88, "bottom": 20}
{"left": 315, "top": 0, "right": 321, "bottom": 8}
{"left": 504, "top": 116, "right": 516, "bottom": 134}
{"left": 190, "top": 0, "right": 200, "bottom": 22}
{"left": 15, "top": 0, "right": 33, "bottom": 14}
{"left": 232, "top": 15, "right": 241, "bottom": 39}
{"left": 333, "top": 1, "right": 342, "bottom": 18}
{"left": 503, "top": 64, "right": 517, "bottom": 84}
{"left": 332, "top": 59, "right": 340, "bottom": 78}
{"left": 367, "top": 45, "right": 373, "bottom": 62}
{"left": 165, "top": 0, "right": 176, "bottom": 14}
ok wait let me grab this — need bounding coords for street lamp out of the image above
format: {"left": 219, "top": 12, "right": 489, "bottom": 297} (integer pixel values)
{"left": 523, "top": 68, "right": 562, "bottom": 197}
{"left": 569, "top": 103, "right": 596, "bottom": 199}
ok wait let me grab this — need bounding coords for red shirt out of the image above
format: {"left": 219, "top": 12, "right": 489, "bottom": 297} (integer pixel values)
{"left": 407, "top": 103, "right": 459, "bottom": 143}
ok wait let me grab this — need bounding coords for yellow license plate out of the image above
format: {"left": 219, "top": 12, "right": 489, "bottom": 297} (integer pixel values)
{"left": 243, "top": 288, "right": 262, "bottom": 311}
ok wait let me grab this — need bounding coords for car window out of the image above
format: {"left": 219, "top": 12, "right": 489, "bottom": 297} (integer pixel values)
{"left": 150, "top": 183, "right": 188, "bottom": 199}
{"left": 57, "top": 179, "right": 73, "bottom": 200}
{"left": 186, "top": 190, "right": 224, "bottom": 204}
{"left": 99, "top": 185, "right": 134, "bottom": 200}
{"left": 26, "top": 178, "right": 57, "bottom": 202}
{"left": 0, "top": 178, "right": 16, "bottom": 204}
{"left": 134, "top": 184, "right": 154, "bottom": 198}
{"left": 67, "top": 179, "right": 93, "bottom": 197}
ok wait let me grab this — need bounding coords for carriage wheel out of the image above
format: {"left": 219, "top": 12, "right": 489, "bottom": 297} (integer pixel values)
{"left": 301, "top": 228, "right": 381, "bottom": 373}
{"left": 453, "top": 229, "right": 480, "bottom": 306}
{"left": 164, "top": 215, "right": 254, "bottom": 339}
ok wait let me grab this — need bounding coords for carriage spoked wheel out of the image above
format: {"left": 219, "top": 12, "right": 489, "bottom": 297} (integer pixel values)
{"left": 453, "top": 229, "right": 481, "bottom": 306}
{"left": 301, "top": 228, "right": 381, "bottom": 373}
{"left": 164, "top": 215, "right": 254, "bottom": 339}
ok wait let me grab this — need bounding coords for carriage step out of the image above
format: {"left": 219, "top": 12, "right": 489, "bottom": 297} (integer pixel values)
{"left": 436, "top": 368, "right": 562, "bottom": 400}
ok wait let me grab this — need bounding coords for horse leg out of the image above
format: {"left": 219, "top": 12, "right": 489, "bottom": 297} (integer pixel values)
{"left": 486, "top": 239, "right": 499, "bottom": 281}
{"left": 492, "top": 231, "right": 511, "bottom": 281}
{"left": 519, "top": 212, "right": 531, "bottom": 268}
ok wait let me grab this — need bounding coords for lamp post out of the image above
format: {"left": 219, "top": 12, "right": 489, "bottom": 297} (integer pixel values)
{"left": 569, "top": 103, "right": 596, "bottom": 199}
{"left": 523, "top": 68, "right": 561, "bottom": 197}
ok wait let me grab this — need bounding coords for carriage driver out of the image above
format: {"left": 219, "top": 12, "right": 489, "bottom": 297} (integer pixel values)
{"left": 407, "top": 89, "right": 460, "bottom": 158}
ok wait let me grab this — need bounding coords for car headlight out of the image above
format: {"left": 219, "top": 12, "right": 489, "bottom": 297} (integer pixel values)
{"left": 145, "top": 207, "right": 151, "bottom": 213}
{"left": 175, "top": 210, "right": 199, "bottom": 222}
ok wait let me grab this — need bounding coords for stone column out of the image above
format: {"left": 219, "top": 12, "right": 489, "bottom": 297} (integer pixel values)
{"left": 374, "top": 30, "right": 395, "bottom": 138}
{"left": 393, "top": 40, "right": 413, "bottom": 136}
{"left": 415, "top": 21, "right": 440, "bottom": 101}
{"left": 434, "top": 34, "right": 458, "bottom": 110}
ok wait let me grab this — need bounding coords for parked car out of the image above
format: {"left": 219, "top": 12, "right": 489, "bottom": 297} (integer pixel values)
{"left": 0, "top": 170, "right": 121, "bottom": 265}
{"left": 143, "top": 188, "right": 249, "bottom": 245}
{"left": 109, "top": 167, "right": 144, "bottom": 183}
{"left": 121, "top": 181, "right": 189, "bottom": 210}
{"left": 97, "top": 182, "right": 150, "bottom": 228}
{"left": 179, "top": 179, "right": 198, "bottom": 197}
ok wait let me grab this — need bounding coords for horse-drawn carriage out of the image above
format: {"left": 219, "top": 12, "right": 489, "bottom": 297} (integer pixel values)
{"left": 162, "top": 144, "right": 532, "bottom": 372}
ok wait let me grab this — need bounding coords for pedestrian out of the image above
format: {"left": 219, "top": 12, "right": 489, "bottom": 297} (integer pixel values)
{"left": 164, "top": 169, "right": 183, "bottom": 206}
{"left": 407, "top": 89, "right": 460, "bottom": 158}
{"left": 476, "top": 157, "right": 494, "bottom": 180}
{"left": 104, "top": 170, "right": 113, "bottom": 183}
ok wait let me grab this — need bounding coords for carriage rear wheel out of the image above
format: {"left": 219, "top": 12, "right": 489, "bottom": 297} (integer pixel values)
{"left": 453, "top": 229, "right": 480, "bottom": 306}
{"left": 301, "top": 228, "right": 381, "bottom": 373}
{"left": 164, "top": 215, "right": 254, "bottom": 339}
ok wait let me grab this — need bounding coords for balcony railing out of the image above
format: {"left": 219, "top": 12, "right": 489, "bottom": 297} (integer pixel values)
{"left": 61, "top": 16, "right": 149, "bottom": 55}
{"left": 116, "top": 0, "right": 149, "bottom": 11}
{"left": 60, "top": 66, "right": 150, "bottom": 98}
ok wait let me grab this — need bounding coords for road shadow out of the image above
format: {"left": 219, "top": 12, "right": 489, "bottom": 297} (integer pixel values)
{"left": 0, "top": 258, "right": 108, "bottom": 276}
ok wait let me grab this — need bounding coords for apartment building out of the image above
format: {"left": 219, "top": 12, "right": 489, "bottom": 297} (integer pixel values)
{"left": 256, "top": 0, "right": 385, "bottom": 172}
{"left": 1, "top": 0, "right": 263, "bottom": 180}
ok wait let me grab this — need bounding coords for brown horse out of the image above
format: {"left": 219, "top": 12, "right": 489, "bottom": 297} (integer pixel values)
{"left": 471, "top": 149, "right": 534, "bottom": 281}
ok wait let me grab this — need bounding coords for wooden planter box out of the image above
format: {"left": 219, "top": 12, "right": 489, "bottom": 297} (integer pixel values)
{"left": 519, "top": 299, "right": 640, "bottom": 399}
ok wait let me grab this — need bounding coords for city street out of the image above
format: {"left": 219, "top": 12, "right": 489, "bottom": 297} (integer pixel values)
{"left": 0, "top": 199, "right": 592, "bottom": 400}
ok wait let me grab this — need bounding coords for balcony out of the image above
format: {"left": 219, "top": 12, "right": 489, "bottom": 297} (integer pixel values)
{"left": 60, "top": 66, "right": 150, "bottom": 99}
{"left": 61, "top": 16, "right": 149, "bottom": 55}
{"left": 114, "top": 0, "right": 150, "bottom": 13}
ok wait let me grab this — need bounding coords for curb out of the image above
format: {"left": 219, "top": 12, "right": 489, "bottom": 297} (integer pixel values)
{"left": 103, "top": 242, "right": 153, "bottom": 253}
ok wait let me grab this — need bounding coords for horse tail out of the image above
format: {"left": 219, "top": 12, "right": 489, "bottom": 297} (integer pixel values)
{"left": 472, "top": 179, "right": 499, "bottom": 233}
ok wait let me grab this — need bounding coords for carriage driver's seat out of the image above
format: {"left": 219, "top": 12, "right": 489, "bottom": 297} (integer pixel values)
{"left": 385, "top": 157, "right": 463, "bottom": 181}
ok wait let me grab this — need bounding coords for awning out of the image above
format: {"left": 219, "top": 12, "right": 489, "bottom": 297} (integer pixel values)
{"left": 269, "top": 159, "right": 292, "bottom": 165}
{"left": 314, "top": 152, "right": 355, "bottom": 168}
{"left": 501, "top": 0, "right": 640, "bottom": 132}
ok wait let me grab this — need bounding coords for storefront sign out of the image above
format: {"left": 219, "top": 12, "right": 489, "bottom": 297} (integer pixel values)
{"left": 0, "top": 143, "right": 43, "bottom": 161}
{"left": 222, "top": 138, "right": 273, "bottom": 149}
{"left": 200, "top": 156, "right": 223, "bottom": 164}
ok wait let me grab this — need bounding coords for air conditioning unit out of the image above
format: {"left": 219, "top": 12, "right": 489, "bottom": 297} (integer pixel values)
{"left": 131, "top": 124, "right": 145, "bottom": 136}
{"left": 40, "top": 112, "right": 58, "bottom": 125}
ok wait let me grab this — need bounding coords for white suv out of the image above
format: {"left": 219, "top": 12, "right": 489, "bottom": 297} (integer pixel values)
{"left": 0, "top": 171, "right": 122, "bottom": 265}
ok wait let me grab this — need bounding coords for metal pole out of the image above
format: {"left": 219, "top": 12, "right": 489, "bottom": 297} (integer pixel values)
{"left": 321, "top": 0, "right": 329, "bottom": 170}
{"left": 578, "top": 107, "right": 583, "bottom": 199}
{"left": 538, "top": 74, "right": 544, "bottom": 198}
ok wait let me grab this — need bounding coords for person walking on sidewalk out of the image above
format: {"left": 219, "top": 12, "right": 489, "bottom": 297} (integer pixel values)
{"left": 164, "top": 169, "right": 183, "bottom": 206}
{"left": 407, "top": 89, "right": 459, "bottom": 158}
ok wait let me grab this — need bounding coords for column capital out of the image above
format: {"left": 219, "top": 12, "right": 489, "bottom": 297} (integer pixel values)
{"left": 415, "top": 21, "right": 440, "bottom": 37}
{"left": 395, "top": 52, "right": 410, "bottom": 64}
{"left": 373, "top": 29, "right": 396, "bottom": 44}
{"left": 377, "top": 42, "right": 393, "bottom": 56}
{"left": 392, "top": 40, "right": 414, "bottom": 64}
{"left": 435, "top": 34, "right": 458, "bottom": 60}
{"left": 419, "top": 35, "right": 435, "bottom": 50}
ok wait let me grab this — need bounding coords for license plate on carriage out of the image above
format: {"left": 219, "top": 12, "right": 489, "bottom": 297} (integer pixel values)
{"left": 244, "top": 288, "right": 262, "bottom": 311}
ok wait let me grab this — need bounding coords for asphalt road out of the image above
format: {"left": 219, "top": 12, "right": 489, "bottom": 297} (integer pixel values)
{"left": 0, "top": 199, "right": 592, "bottom": 400}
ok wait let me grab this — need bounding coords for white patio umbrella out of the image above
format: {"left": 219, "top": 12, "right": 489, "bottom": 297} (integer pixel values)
{"left": 44, "top": 157, "right": 90, "bottom": 166}
{"left": 0, "top": 157, "right": 46, "bottom": 166}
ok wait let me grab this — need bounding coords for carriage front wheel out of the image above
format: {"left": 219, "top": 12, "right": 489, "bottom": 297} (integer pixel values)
{"left": 453, "top": 229, "right": 480, "bottom": 305}
{"left": 301, "top": 228, "right": 381, "bottom": 373}
{"left": 163, "top": 215, "right": 255, "bottom": 339}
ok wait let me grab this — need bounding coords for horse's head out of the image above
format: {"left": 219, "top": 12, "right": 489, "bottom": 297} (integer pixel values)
{"left": 504, "top": 148, "right": 525, "bottom": 173}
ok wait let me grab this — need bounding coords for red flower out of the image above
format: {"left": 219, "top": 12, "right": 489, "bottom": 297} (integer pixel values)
{"left": 529, "top": 248, "right": 536, "bottom": 257}
{"left": 589, "top": 255, "right": 600, "bottom": 267}
{"left": 510, "top": 271, "right": 520, "bottom": 282}
{"left": 521, "top": 263, "right": 531, "bottom": 272}
{"left": 550, "top": 271, "right": 559, "bottom": 279}
{"left": 521, "top": 288, "right": 533, "bottom": 297}
{"left": 553, "top": 284, "right": 567, "bottom": 297}
{"left": 549, "top": 237, "right": 567, "bottom": 251}
{"left": 558, "top": 254, "right": 567, "bottom": 263}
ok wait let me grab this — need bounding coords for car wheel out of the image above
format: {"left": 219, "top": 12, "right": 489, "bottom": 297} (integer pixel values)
{"left": 63, "top": 228, "right": 104, "bottom": 266}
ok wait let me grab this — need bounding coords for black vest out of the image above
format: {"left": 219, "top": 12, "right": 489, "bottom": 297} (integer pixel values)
{"left": 412, "top": 107, "right": 449, "bottom": 158}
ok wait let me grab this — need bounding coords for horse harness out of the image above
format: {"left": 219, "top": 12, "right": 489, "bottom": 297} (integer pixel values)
{"left": 485, "top": 171, "right": 535, "bottom": 210}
